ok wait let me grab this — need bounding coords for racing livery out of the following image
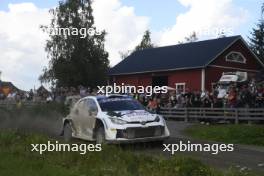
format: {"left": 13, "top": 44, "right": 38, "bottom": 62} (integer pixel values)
{"left": 62, "top": 95, "right": 170, "bottom": 143}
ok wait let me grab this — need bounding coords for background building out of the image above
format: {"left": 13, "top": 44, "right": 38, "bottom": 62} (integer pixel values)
{"left": 109, "top": 36, "right": 264, "bottom": 92}
{"left": 0, "top": 72, "right": 21, "bottom": 96}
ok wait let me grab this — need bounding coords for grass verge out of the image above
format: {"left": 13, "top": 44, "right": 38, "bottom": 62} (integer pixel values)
{"left": 0, "top": 130, "right": 260, "bottom": 176}
{"left": 184, "top": 124, "right": 264, "bottom": 146}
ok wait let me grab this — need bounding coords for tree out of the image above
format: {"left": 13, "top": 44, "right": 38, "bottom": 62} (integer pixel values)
{"left": 135, "top": 30, "right": 154, "bottom": 51}
{"left": 217, "top": 31, "right": 227, "bottom": 38}
{"left": 118, "top": 50, "right": 132, "bottom": 60}
{"left": 118, "top": 30, "right": 154, "bottom": 60}
{"left": 178, "top": 31, "right": 198, "bottom": 44}
{"left": 40, "top": 0, "right": 109, "bottom": 88}
{"left": 184, "top": 32, "right": 198, "bottom": 43}
{"left": 249, "top": 15, "right": 264, "bottom": 63}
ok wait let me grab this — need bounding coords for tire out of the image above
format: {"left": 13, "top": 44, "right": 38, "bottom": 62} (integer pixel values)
{"left": 151, "top": 140, "right": 164, "bottom": 147}
{"left": 63, "top": 123, "right": 72, "bottom": 142}
{"left": 95, "top": 126, "right": 105, "bottom": 144}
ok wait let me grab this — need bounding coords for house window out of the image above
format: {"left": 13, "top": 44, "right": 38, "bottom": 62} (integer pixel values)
{"left": 225, "top": 51, "right": 246, "bottom": 63}
{"left": 175, "top": 83, "right": 186, "bottom": 94}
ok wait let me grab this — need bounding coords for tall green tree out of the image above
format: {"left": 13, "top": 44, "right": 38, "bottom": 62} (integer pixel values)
{"left": 135, "top": 30, "right": 154, "bottom": 51}
{"left": 40, "top": 0, "right": 109, "bottom": 88}
{"left": 249, "top": 5, "right": 264, "bottom": 63}
{"left": 119, "top": 30, "right": 154, "bottom": 60}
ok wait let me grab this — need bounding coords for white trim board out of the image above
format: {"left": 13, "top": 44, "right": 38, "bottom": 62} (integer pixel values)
{"left": 209, "top": 65, "right": 259, "bottom": 73}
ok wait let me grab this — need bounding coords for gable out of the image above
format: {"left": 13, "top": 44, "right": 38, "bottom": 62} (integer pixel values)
{"left": 209, "top": 39, "right": 263, "bottom": 71}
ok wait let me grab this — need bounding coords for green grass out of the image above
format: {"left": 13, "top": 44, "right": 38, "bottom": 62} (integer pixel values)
{"left": 0, "top": 130, "right": 259, "bottom": 176}
{"left": 0, "top": 102, "right": 68, "bottom": 118}
{"left": 185, "top": 124, "right": 264, "bottom": 146}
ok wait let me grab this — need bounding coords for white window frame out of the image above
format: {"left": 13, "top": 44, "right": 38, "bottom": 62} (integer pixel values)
{"left": 175, "top": 83, "right": 186, "bottom": 94}
{"left": 225, "top": 51, "right": 246, "bottom": 64}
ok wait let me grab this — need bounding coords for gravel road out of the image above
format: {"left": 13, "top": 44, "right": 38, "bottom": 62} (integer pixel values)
{"left": 1, "top": 112, "right": 263, "bottom": 173}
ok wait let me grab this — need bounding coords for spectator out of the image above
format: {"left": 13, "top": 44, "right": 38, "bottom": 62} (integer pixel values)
{"left": 239, "top": 85, "right": 252, "bottom": 108}
{"left": 256, "top": 86, "right": 264, "bottom": 108}
{"left": 201, "top": 91, "right": 211, "bottom": 107}
{"left": 192, "top": 91, "right": 201, "bottom": 107}
{"left": 184, "top": 88, "right": 193, "bottom": 107}
{"left": 227, "top": 87, "right": 237, "bottom": 108}
{"left": 147, "top": 96, "right": 158, "bottom": 113}
{"left": 79, "top": 86, "right": 87, "bottom": 98}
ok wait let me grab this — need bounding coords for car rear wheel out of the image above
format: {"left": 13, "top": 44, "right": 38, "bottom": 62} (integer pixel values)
{"left": 95, "top": 126, "right": 105, "bottom": 144}
{"left": 63, "top": 123, "right": 72, "bottom": 142}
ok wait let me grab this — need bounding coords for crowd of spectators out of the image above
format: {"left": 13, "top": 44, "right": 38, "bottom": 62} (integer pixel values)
{"left": 138, "top": 83, "right": 264, "bottom": 112}
{"left": 0, "top": 82, "right": 263, "bottom": 111}
{"left": 0, "top": 86, "right": 97, "bottom": 103}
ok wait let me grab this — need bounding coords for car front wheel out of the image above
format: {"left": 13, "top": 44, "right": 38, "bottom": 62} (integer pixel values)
{"left": 95, "top": 126, "right": 105, "bottom": 144}
{"left": 63, "top": 123, "right": 72, "bottom": 142}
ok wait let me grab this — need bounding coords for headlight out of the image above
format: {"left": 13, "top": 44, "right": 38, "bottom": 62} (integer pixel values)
{"left": 110, "top": 118, "right": 127, "bottom": 125}
{"left": 154, "top": 116, "right": 160, "bottom": 122}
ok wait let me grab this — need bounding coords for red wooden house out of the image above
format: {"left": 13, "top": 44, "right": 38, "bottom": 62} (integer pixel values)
{"left": 109, "top": 36, "right": 263, "bottom": 92}
{"left": 0, "top": 81, "right": 20, "bottom": 96}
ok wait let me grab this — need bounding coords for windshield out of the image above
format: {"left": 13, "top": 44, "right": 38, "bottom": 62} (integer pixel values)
{"left": 98, "top": 98, "right": 145, "bottom": 112}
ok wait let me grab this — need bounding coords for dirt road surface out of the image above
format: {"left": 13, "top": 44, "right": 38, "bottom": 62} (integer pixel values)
{"left": 1, "top": 113, "right": 263, "bottom": 173}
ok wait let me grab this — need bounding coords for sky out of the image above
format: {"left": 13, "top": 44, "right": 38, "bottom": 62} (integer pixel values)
{"left": 0, "top": 0, "right": 262, "bottom": 90}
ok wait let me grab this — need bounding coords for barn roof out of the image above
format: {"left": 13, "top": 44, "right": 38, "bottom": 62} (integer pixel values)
{"left": 0, "top": 81, "right": 19, "bottom": 90}
{"left": 0, "top": 81, "right": 26, "bottom": 93}
{"left": 109, "top": 35, "right": 242, "bottom": 75}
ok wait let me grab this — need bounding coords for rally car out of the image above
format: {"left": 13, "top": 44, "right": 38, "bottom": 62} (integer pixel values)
{"left": 61, "top": 95, "right": 170, "bottom": 143}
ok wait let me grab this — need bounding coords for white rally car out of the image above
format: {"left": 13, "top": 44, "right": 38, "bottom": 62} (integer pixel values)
{"left": 62, "top": 95, "right": 170, "bottom": 143}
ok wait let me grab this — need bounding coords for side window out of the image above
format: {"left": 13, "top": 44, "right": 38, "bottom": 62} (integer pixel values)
{"left": 87, "top": 99, "right": 98, "bottom": 113}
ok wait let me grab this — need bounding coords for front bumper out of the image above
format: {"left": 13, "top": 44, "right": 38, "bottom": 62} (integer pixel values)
{"left": 104, "top": 125, "right": 170, "bottom": 143}
{"left": 116, "top": 126, "right": 165, "bottom": 138}
{"left": 106, "top": 135, "right": 170, "bottom": 144}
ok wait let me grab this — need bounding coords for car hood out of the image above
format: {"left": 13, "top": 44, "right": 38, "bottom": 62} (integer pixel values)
{"left": 106, "top": 110, "right": 157, "bottom": 122}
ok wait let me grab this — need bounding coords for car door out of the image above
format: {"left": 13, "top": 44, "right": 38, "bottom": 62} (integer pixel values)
{"left": 79, "top": 98, "right": 98, "bottom": 139}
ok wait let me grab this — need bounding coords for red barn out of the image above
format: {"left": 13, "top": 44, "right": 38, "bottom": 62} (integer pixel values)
{"left": 109, "top": 36, "right": 264, "bottom": 92}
